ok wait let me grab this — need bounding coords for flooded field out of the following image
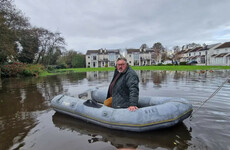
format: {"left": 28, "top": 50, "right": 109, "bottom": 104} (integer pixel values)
{"left": 0, "top": 70, "right": 230, "bottom": 150}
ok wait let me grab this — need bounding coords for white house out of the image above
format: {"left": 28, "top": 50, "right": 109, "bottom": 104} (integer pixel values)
{"left": 85, "top": 41, "right": 230, "bottom": 67}
{"left": 86, "top": 49, "right": 121, "bottom": 68}
{"left": 125, "top": 48, "right": 155, "bottom": 66}
{"left": 210, "top": 42, "right": 230, "bottom": 66}
{"left": 206, "top": 43, "right": 222, "bottom": 65}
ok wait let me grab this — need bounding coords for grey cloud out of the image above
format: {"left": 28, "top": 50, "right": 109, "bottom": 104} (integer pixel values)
{"left": 14, "top": 0, "right": 230, "bottom": 52}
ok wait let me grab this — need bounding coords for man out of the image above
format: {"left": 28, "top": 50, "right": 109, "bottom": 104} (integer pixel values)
{"left": 106, "top": 57, "right": 139, "bottom": 111}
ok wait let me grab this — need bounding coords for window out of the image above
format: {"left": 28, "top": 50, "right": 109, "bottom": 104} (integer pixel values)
{"left": 109, "top": 62, "right": 115, "bottom": 66}
{"left": 134, "top": 54, "right": 139, "bottom": 60}
{"left": 88, "top": 56, "right": 90, "bottom": 58}
{"left": 201, "top": 56, "right": 205, "bottom": 63}
{"left": 134, "top": 60, "right": 139, "bottom": 66}
{"left": 93, "top": 56, "right": 97, "bottom": 60}
{"left": 109, "top": 54, "right": 115, "bottom": 61}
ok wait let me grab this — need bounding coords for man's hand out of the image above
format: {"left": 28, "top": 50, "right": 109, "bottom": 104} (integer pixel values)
{"left": 128, "top": 106, "right": 138, "bottom": 112}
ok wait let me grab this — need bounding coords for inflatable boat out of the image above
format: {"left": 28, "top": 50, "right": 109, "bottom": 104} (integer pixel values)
{"left": 51, "top": 89, "right": 192, "bottom": 132}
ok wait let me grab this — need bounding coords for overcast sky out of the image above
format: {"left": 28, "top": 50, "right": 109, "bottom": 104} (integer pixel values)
{"left": 14, "top": 0, "right": 230, "bottom": 53}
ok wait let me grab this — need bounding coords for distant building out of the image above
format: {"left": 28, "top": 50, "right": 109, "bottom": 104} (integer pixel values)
{"left": 85, "top": 41, "right": 230, "bottom": 67}
{"left": 205, "top": 43, "right": 222, "bottom": 65}
{"left": 177, "top": 42, "right": 230, "bottom": 66}
{"left": 187, "top": 47, "right": 203, "bottom": 63}
{"left": 125, "top": 48, "right": 155, "bottom": 66}
{"left": 85, "top": 49, "right": 121, "bottom": 68}
{"left": 210, "top": 42, "right": 230, "bottom": 66}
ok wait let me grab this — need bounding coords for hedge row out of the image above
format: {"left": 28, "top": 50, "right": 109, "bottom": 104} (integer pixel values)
{"left": 1, "top": 62, "right": 45, "bottom": 77}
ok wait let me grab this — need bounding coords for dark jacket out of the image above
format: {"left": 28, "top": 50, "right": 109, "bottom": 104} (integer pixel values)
{"left": 107, "top": 66, "right": 139, "bottom": 108}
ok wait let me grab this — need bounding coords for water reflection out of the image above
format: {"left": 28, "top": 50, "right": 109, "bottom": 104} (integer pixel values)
{"left": 85, "top": 70, "right": 230, "bottom": 87}
{"left": 0, "top": 73, "right": 87, "bottom": 150}
{"left": 0, "top": 78, "right": 2, "bottom": 90}
{"left": 0, "top": 77, "right": 46, "bottom": 150}
{"left": 86, "top": 71, "right": 110, "bottom": 81}
{"left": 0, "top": 70, "right": 230, "bottom": 150}
{"left": 52, "top": 112, "right": 191, "bottom": 149}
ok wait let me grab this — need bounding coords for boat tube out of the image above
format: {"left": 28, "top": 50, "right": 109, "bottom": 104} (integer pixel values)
{"left": 51, "top": 89, "right": 192, "bottom": 132}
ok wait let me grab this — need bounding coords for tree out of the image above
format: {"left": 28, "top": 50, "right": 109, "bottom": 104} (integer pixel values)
{"left": 0, "top": 0, "right": 31, "bottom": 63}
{"left": 173, "top": 46, "right": 180, "bottom": 53}
{"left": 43, "top": 47, "right": 62, "bottom": 65}
{"left": 140, "top": 43, "right": 148, "bottom": 51}
{"left": 183, "top": 43, "right": 201, "bottom": 50}
{"left": 152, "top": 42, "right": 165, "bottom": 63}
{"left": 0, "top": 0, "right": 30, "bottom": 31}
{"left": 171, "top": 46, "right": 181, "bottom": 61}
{"left": 57, "top": 50, "right": 85, "bottom": 68}
{"left": 0, "top": 1, "right": 66, "bottom": 65}
{"left": 17, "top": 29, "right": 39, "bottom": 63}
{"left": 35, "top": 27, "right": 66, "bottom": 65}
{"left": 72, "top": 53, "right": 85, "bottom": 68}
{"left": 0, "top": 13, "right": 15, "bottom": 64}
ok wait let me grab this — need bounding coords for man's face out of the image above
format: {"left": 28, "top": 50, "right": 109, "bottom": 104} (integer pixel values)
{"left": 116, "top": 60, "right": 127, "bottom": 73}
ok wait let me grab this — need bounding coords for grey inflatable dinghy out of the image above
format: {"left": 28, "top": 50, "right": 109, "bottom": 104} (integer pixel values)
{"left": 51, "top": 89, "right": 192, "bottom": 132}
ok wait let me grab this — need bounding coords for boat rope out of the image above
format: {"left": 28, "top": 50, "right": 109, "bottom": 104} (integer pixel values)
{"left": 190, "top": 76, "right": 230, "bottom": 120}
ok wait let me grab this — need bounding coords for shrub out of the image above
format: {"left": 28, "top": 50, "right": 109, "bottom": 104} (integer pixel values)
{"left": 180, "top": 62, "right": 187, "bottom": 65}
{"left": 56, "top": 64, "right": 67, "bottom": 69}
{"left": 46, "top": 65, "right": 56, "bottom": 72}
{"left": 23, "top": 64, "right": 45, "bottom": 76}
{"left": 1, "top": 62, "right": 45, "bottom": 77}
{"left": 1, "top": 62, "right": 26, "bottom": 77}
{"left": 157, "top": 63, "right": 163, "bottom": 66}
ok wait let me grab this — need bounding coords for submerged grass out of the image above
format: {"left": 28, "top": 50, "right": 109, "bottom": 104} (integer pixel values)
{"left": 40, "top": 65, "right": 230, "bottom": 76}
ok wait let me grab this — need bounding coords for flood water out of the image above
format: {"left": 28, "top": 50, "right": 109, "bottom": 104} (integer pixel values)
{"left": 0, "top": 70, "right": 230, "bottom": 150}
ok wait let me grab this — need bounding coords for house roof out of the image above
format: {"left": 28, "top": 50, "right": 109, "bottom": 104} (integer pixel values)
{"left": 184, "top": 43, "right": 220, "bottom": 53}
{"left": 215, "top": 53, "right": 228, "bottom": 57}
{"left": 146, "top": 49, "right": 154, "bottom": 53}
{"left": 177, "top": 50, "right": 186, "bottom": 54}
{"left": 86, "top": 49, "right": 120, "bottom": 55}
{"left": 190, "top": 56, "right": 198, "bottom": 59}
{"left": 126, "top": 48, "right": 155, "bottom": 54}
{"left": 211, "top": 54, "right": 217, "bottom": 57}
{"left": 127, "top": 49, "right": 140, "bottom": 54}
{"left": 215, "top": 42, "right": 230, "bottom": 49}
{"left": 207, "top": 43, "right": 221, "bottom": 49}
{"left": 198, "top": 47, "right": 206, "bottom": 51}
{"left": 190, "top": 47, "right": 203, "bottom": 52}
{"left": 184, "top": 49, "right": 192, "bottom": 53}
{"left": 107, "top": 49, "right": 120, "bottom": 54}
{"left": 86, "top": 50, "right": 100, "bottom": 55}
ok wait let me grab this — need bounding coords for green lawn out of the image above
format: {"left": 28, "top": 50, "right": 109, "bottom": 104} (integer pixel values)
{"left": 40, "top": 65, "right": 230, "bottom": 76}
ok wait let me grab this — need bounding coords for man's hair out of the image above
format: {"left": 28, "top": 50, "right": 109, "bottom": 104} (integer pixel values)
{"left": 116, "top": 57, "right": 127, "bottom": 63}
